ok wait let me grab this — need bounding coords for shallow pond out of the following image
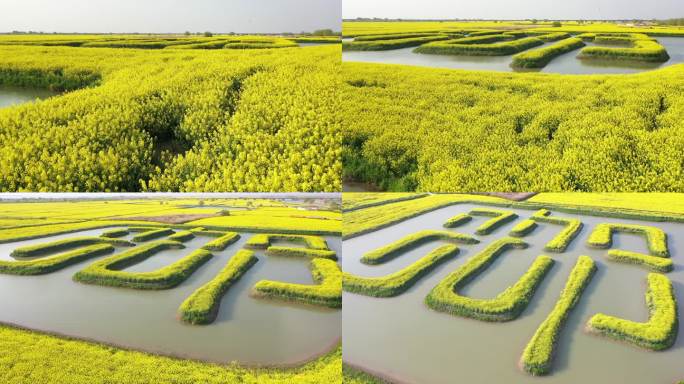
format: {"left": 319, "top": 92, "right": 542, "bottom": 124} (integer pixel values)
{"left": 0, "top": 227, "right": 341, "bottom": 365}
{"left": 343, "top": 203, "right": 684, "bottom": 384}
{"left": 0, "top": 85, "right": 56, "bottom": 108}
{"left": 343, "top": 36, "right": 684, "bottom": 74}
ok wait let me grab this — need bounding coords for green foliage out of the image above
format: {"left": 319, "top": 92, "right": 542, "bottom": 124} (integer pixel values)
{"left": 253, "top": 258, "right": 342, "bottom": 308}
{"left": 360, "top": 229, "right": 478, "bottom": 264}
{"left": 343, "top": 35, "right": 449, "bottom": 51}
{"left": 587, "top": 223, "right": 669, "bottom": 257}
{"left": 511, "top": 37, "right": 585, "bottom": 68}
{"left": 179, "top": 249, "right": 258, "bottom": 325}
{"left": 354, "top": 32, "right": 443, "bottom": 42}
{"left": 100, "top": 228, "right": 129, "bottom": 238}
{"left": 131, "top": 228, "right": 174, "bottom": 242}
{"left": 520, "top": 256, "right": 596, "bottom": 375}
{"left": 167, "top": 230, "right": 196, "bottom": 242}
{"left": 0, "top": 43, "right": 339, "bottom": 192}
{"left": 0, "top": 243, "right": 114, "bottom": 275}
{"left": 265, "top": 246, "right": 337, "bottom": 260}
{"left": 343, "top": 244, "right": 459, "bottom": 297}
{"left": 245, "top": 233, "right": 329, "bottom": 250}
{"left": 426, "top": 238, "right": 553, "bottom": 321}
{"left": 578, "top": 34, "right": 670, "bottom": 62}
{"left": 509, "top": 219, "right": 538, "bottom": 237}
{"left": 415, "top": 36, "right": 544, "bottom": 56}
{"left": 469, "top": 208, "right": 518, "bottom": 235}
{"left": 72, "top": 240, "right": 213, "bottom": 289}
{"left": 442, "top": 213, "right": 472, "bottom": 228}
{"left": 10, "top": 236, "right": 132, "bottom": 258}
{"left": 531, "top": 209, "right": 583, "bottom": 252}
{"left": 606, "top": 249, "right": 673, "bottom": 272}
{"left": 587, "top": 273, "right": 678, "bottom": 350}
{"left": 200, "top": 231, "right": 240, "bottom": 251}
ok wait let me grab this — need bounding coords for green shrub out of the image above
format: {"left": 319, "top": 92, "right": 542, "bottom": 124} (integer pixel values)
{"left": 520, "top": 256, "right": 596, "bottom": 375}
{"left": 443, "top": 213, "right": 472, "bottom": 228}
{"left": 578, "top": 34, "right": 669, "bottom": 62}
{"left": 131, "top": 228, "right": 174, "bottom": 242}
{"left": 167, "top": 230, "right": 195, "bottom": 242}
{"left": 11, "top": 236, "right": 132, "bottom": 258}
{"left": 100, "top": 228, "right": 129, "bottom": 238}
{"left": 190, "top": 228, "right": 227, "bottom": 237}
{"left": 354, "top": 33, "right": 443, "bottom": 42}
{"left": 0, "top": 244, "right": 114, "bottom": 275}
{"left": 509, "top": 219, "right": 538, "bottom": 237}
{"left": 252, "top": 258, "right": 341, "bottom": 308}
{"left": 72, "top": 240, "right": 212, "bottom": 289}
{"left": 426, "top": 238, "right": 553, "bottom": 321}
{"left": 245, "top": 234, "right": 329, "bottom": 250}
{"left": 343, "top": 35, "right": 450, "bottom": 51}
{"left": 587, "top": 223, "right": 669, "bottom": 257}
{"left": 344, "top": 244, "right": 459, "bottom": 297}
{"left": 178, "top": 249, "right": 258, "bottom": 325}
{"left": 200, "top": 232, "right": 240, "bottom": 251}
{"left": 415, "top": 37, "right": 544, "bottom": 56}
{"left": 361, "top": 229, "right": 478, "bottom": 265}
{"left": 587, "top": 273, "right": 678, "bottom": 350}
{"left": 265, "top": 246, "right": 337, "bottom": 260}
{"left": 606, "top": 249, "right": 673, "bottom": 272}
{"left": 469, "top": 208, "right": 518, "bottom": 235}
{"left": 443, "top": 34, "right": 510, "bottom": 45}
{"left": 530, "top": 210, "right": 583, "bottom": 252}
{"left": 511, "top": 38, "right": 585, "bottom": 68}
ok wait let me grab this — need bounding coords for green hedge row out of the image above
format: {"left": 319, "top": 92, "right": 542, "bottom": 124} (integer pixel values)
{"left": 511, "top": 38, "right": 586, "bottom": 68}
{"left": 530, "top": 210, "right": 583, "bottom": 253}
{"left": 131, "top": 228, "right": 174, "bottom": 242}
{"left": 354, "top": 33, "right": 442, "bottom": 42}
{"left": 0, "top": 244, "right": 114, "bottom": 275}
{"left": 100, "top": 228, "right": 129, "bottom": 238}
{"left": 167, "top": 230, "right": 195, "bottom": 243}
{"left": 245, "top": 234, "right": 329, "bottom": 250}
{"left": 200, "top": 232, "right": 240, "bottom": 251}
{"left": 426, "top": 238, "right": 553, "bottom": 321}
{"left": 443, "top": 213, "right": 472, "bottom": 228}
{"left": 606, "top": 249, "right": 673, "bottom": 273}
{"left": 587, "top": 273, "right": 678, "bottom": 351}
{"left": 578, "top": 35, "right": 670, "bottom": 62}
{"left": 509, "top": 219, "right": 538, "bottom": 237}
{"left": 72, "top": 240, "right": 212, "bottom": 289}
{"left": 469, "top": 208, "right": 518, "bottom": 235}
{"left": 343, "top": 244, "right": 459, "bottom": 297}
{"left": 361, "top": 229, "right": 478, "bottom": 265}
{"left": 343, "top": 35, "right": 450, "bottom": 51}
{"left": 587, "top": 223, "right": 669, "bottom": 257}
{"left": 11, "top": 236, "right": 132, "bottom": 258}
{"left": 265, "top": 246, "right": 337, "bottom": 260}
{"left": 415, "top": 36, "right": 544, "bottom": 56}
{"left": 520, "top": 256, "right": 596, "bottom": 375}
{"left": 252, "top": 258, "right": 342, "bottom": 308}
{"left": 178, "top": 249, "right": 258, "bottom": 325}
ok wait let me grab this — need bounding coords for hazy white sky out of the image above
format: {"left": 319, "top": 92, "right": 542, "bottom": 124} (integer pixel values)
{"left": 0, "top": 0, "right": 341, "bottom": 33}
{"left": 343, "top": 0, "right": 683, "bottom": 20}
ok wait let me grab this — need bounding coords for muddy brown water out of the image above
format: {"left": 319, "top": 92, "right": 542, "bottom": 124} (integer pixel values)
{"left": 343, "top": 203, "right": 684, "bottom": 384}
{"left": 0, "top": 228, "right": 341, "bottom": 365}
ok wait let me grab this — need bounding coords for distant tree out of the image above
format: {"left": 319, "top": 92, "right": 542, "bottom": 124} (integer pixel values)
{"left": 184, "top": 31, "right": 191, "bottom": 36}
{"left": 531, "top": 19, "right": 538, "bottom": 24}
{"left": 552, "top": 21, "right": 562, "bottom": 27}
{"left": 203, "top": 31, "right": 213, "bottom": 37}
{"left": 312, "top": 28, "right": 335, "bottom": 36}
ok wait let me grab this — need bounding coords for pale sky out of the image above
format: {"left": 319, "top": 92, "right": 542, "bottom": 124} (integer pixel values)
{"left": 0, "top": 0, "right": 341, "bottom": 34}
{"left": 343, "top": 0, "right": 683, "bottom": 20}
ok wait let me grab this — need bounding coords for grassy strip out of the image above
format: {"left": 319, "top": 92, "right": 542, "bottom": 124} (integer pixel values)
{"left": 509, "top": 219, "right": 538, "bottom": 237}
{"left": 470, "top": 208, "right": 518, "bottom": 235}
{"left": 200, "top": 232, "right": 240, "bottom": 251}
{"left": 0, "top": 323, "right": 341, "bottom": 383}
{"left": 245, "top": 234, "right": 329, "bottom": 250}
{"left": 426, "top": 238, "right": 553, "bottom": 321}
{"left": 361, "top": 229, "right": 478, "bottom": 265}
{"left": 72, "top": 240, "right": 213, "bottom": 289}
{"left": 443, "top": 34, "right": 510, "bottom": 44}
{"left": 344, "top": 244, "right": 459, "bottom": 297}
{"left": 531, "top": 210, "right": 583, "bottom": 253}
{"left": 252, "top": 258, "right": 342, "bottom": 308}
{"left": 343, "top": 35, "right": 449, "bottom": 51}
{"left": 342, "top": 192, "right": 429, "bottom": 212}
{"left": 415, "top": 36, "right": 544, "bottom": 56}
{"left": 443, "top": 213, "right": 472, "bottom": 228}
{"left": 587, "top": 273, "right": 678, "bottom": 350}
{"left": 10, "top": 236, "right": 132, "bottom": 258}
{"left": 131, "top": 228, "right": 174, "bottom": 242}
{"left": 190, "top": 229, "right": 227, "bottom": 237}
{"left": 100, "top": 228, "right": 129, "bottom": 238}
{"left": 520, "top": 256, "right": 596, "bottom": 375}
{"left": 578, "top": 35, "right": 669, "bottom": 62}
{"left": 178, "top": 249, "right": 258, "bottom": 325}
{"left": 0, "top": 244, "right": 115, "bottom": 275}
{"left": 265, "top": 246, "right": 338, "bottom": 260}
{"left": 354, "top": 33, "right": 442, "bottom": 41}
{"left": 167, "top": 230, "right": 195, "bottom": 242}
{"left": 587, "top": 223, "right": 669, "bottom": 257}
{"left": 511, "top": 37, "right": 585, "bottom": 68}
{"left": 606, "top": 249, "right": 673, "bottom": 273}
